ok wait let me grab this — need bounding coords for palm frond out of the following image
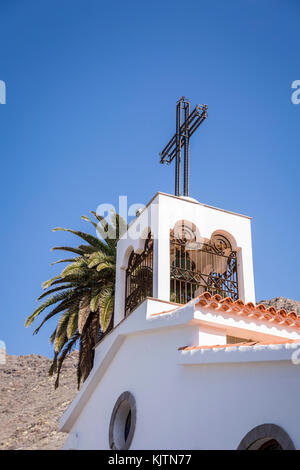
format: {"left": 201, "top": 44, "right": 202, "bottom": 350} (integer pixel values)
{"left": 28, "top": 210, "right": 124, "bottom": 388}
{"left": 99, "top": 285, "right": 114, "bottom": 332}
{"left": 87, "top": 252, "right": 114, "bottom": 269}
{"left": 54, "top": 333, "right": 79, "bottom": 389}
{"left": 49, "top": 352, "right": 58, "bottom": 376}
{"left": 90, "top": 211, "right": 116, "bottom": 249}
{"left": 51, "top": 257, "right": 80, "bottom": 266}
{"left": 52, "top": 227, "right": 105, "bottom": 250}
{"left": 37, "top": 284, "right": 73, "bottom": 301}
{"left": 67, "top": 308, "right": 78, "bottom": 339}
{"left": 54, "top": 311, "right": 70, "bottom": 353}
{"left": 25, "top": 290, "right": 74, "bottom": 327}
{"left": 77, "top": 244, "right": 100, "bottom": 254}
{"left": 90, "top": 287, "right": 102, "bottom": 312}
{"left": 51, "top": 246, "right": 87, "bottom": 256}
{"left": 33, "top": 298, "right": 74, "bottom": 335}
{"left": 78, "top": 293, "right": 91, "bottom": 334}
{"left": 77, "top": 314, "right": 99, "bottom": 388}
{"left": 96, "top": 261, "right": 116, "bottom": 272}
{"left": 109, "top": 211, "right": 128, "bottom": 240}
{"left": 56, "top": 310, "right": 72, "bottom": 338}
{"left": 61, "top": 259, "right": 88, "bottom": 278}
{"left": 42, "top": 275, "right": 61, "bottom": 289}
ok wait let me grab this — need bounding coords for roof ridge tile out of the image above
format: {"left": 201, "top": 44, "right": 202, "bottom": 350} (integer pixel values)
{"left": 194, "top": 292, "right": 300, "bottom": 331}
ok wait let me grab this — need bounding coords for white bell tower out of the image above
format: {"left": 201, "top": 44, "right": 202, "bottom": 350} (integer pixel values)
{"left": 114, "top": 192, "right": 255, "bottom": 327}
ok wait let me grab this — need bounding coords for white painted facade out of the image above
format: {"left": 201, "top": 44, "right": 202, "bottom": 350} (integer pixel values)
{"left": 60, "top": 193, "right": 300, "bottom": 450}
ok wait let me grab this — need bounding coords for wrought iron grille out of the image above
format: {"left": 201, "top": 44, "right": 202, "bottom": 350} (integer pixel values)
{"left": 170, "top": 232, "right": 238, "bottom": 304}
{"left": 125, "top": 232, "right": 153, "bottom": 316}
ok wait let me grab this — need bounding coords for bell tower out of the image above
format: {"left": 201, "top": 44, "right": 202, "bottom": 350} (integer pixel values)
{"left": 114, "top": 192, "right": 256, "bottom": 327}
{"left": 114, "top": 99, "right": 255, "bottom": 326}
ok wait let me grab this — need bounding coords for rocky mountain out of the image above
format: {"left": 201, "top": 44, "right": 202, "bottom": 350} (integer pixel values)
{"left": 1, "top": 297, "right": 299, "bottom": 450}
{"left": 259, "top": 297, "right": 300, "bottom": 315}
{"left": 0, "top": 351, "right": 78, "bottom": 450}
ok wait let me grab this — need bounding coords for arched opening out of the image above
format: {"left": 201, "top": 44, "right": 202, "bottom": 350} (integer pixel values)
{"left": 237, "top": 424, "right": 295, "bottom": 450}
{"left": 170, "top": 223, "right": 238, "bottom": 304}
{"left": 125, "top": 232, "right": 153, "bottom": 316}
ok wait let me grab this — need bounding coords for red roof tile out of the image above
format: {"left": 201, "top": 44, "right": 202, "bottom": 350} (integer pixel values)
{"left": 195, "top": 292, "right": 300, "bottom": 330}
{"left": 150, "top": 292, "right": 300, "bottom": 331}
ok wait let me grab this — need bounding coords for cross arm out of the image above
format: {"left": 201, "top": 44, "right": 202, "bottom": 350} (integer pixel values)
{"left": 159, "top": 104, "right": 208, "bottom": 164}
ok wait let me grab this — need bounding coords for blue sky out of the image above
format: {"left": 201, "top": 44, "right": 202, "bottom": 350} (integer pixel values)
{"left": 0, "top": 0, "right": 299, "bottom": 357}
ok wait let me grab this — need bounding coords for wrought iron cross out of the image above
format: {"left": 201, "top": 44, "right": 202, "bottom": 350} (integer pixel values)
{"left": 159, "top": 97, "right": 208, "bottom": 197}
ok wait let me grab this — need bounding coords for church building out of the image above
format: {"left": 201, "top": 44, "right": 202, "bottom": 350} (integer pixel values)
{"left": 59, "top": 191, "right": 300, "bottom": 450}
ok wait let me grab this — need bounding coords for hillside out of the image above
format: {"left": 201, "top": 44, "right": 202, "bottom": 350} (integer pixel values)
{"left": 0, "top": 351, "right": 78, "bottom": 450}
{"left": 259, "top": 296, "right": 300, "bottom": 315}
{"left": 1, "top": 297, "right": 299, "bottom": 450}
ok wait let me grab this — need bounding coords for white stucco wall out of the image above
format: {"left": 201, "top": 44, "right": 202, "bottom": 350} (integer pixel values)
{"left": 61, "top": 192, "right": 299, "bottom": 450}
{"left": 62, "top": 322, "right": 300, "bottom": 450}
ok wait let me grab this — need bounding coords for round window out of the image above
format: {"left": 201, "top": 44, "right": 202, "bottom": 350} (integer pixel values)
{"left": 109, "top": 392, "right": 136, "bottom": 450}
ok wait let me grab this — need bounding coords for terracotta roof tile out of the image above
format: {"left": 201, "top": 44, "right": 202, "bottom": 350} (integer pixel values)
{"left": 150, "top": 292, "right": 300, "bottom": 332}
{"left": 195, "top": 292, "right": 300, "bottom": 331}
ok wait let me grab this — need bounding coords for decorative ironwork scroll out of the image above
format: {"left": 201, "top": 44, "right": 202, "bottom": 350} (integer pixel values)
{"left": 170, "top": 231, "right": 238, "bottom": 304}
{"left": 125, "top": 232, "right": 153, "bottom": 316}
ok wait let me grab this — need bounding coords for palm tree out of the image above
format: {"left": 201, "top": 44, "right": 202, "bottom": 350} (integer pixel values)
{"left": 25, "top": 210, "right": 127, "bottom": 389}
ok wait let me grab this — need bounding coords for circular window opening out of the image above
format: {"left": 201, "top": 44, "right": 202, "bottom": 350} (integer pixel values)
{"left": 248, "top": 438, "right": 282, "bottom": 450}
{"left": 109, "top": 392, "right": 136, "bottom": 450}
{"left": 237, "top": 423, "right": 295, "bottom": 450}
